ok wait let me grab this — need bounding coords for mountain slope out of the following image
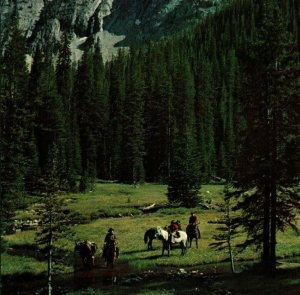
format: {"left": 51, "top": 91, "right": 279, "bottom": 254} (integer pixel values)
{"left": 0, "top": 0, "right": 224, "bottom": 60}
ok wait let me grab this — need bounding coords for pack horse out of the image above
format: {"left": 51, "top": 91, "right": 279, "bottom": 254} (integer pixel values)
{"left": 156, "top": 226, "right": 187, "bottom": 256}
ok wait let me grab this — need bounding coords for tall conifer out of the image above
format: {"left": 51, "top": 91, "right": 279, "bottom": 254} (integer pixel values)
{"left": 120, "top": 48, "right": 146, "bottom": 183}
{"left": 56, "top": 33, "right": 79, "bottom": 191}
{"left": 234, "top": 0, "right": 300, "bottom": 271}
{"left": 167, "top": 58, "right": 201, "bottom": 207}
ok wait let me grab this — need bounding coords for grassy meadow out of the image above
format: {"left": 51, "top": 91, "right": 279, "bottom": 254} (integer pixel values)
{"left": 3, "top": 182, "right": 300, "bottom": 278}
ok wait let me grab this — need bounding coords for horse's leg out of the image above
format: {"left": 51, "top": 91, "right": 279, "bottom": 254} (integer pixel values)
{"left": 196, "top": 237, "right": 198, "bottom": 249}
{"left": 180, "top": 241, "right": 186, "bottom": 255}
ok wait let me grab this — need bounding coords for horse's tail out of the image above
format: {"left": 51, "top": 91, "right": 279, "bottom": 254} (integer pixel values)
{"left": 144, "top": 231, "right": 149, "bottom": 244}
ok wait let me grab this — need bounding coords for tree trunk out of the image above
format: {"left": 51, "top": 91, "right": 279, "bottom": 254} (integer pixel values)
{"left": 262, "top": 185, "right": 271, "bottom": 269}
{"left": 228, "top": 239, "right": 235, "bottom": 273}
{"left": 0, "top": 247, "right": 2, "bottom": 295}
{"left": 270, "top": 183, "right": 277, "bottom": 271}
{"left": 0, "top": 186, "right": 3, "bottom": 295}
{"left": 48, "top": 212, "right": 53, "bottom": 295}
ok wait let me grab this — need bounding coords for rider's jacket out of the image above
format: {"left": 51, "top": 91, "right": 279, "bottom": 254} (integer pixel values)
{"left": 104, "top": 233, "right": 116, "bottom": 245}
{"left": 189, "top": 215, "right": 197, "bottom": 224}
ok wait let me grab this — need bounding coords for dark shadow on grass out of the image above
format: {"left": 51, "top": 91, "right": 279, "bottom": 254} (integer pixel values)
{"left": 122, "top": 249, "right": 151, "bottom": 255}
{"left": 144, "top": 254, "right": 162, "bottom": 260}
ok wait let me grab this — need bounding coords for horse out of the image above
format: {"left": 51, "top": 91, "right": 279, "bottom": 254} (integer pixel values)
{"left": 74, "top": 240, "right": 97, "bottom": 267}
{"left": 104, "top": 240, "right": 119, "bottom": 268}
{"left": 186, "top": 223, "right": 201, "bottom": 248}
{"left": 144, "top": 228, "right": 157, "bottom": 250}
{"left": 156, "top": 226, "right": 188, "bottom": 256}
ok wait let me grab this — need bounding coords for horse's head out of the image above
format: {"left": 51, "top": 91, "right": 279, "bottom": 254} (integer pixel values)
{"left": 90, "top": 242, "right": 97, "bottom": 255}
{"left": 74, "top": 241, "right": 83, "bottom": 252}
{"left": 156, "top": 226, "right": 162, "bottom": 235}
{"left": 156, "top": 226, "right": 168, "bottom": 241}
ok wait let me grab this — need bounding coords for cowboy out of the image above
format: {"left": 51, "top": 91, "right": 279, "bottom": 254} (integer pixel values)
{"left": 168, "top": 220, "right": 180, "bottom": 243}
{"left": 104, "top": 228, "right": 116, "bottom": 244}
{"left": 189, "top": 212, "right": 198, "bottom": 225}
{"left": 103, "top": 228, "right": 117, "bottom": 258}
{"left": 169, "top": 220, "right": 179, "bottom": 232}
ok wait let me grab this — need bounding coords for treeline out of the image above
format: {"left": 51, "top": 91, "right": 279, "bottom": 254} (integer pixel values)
{"left": 0, "top": 0, "right": 298, "bottom": 195}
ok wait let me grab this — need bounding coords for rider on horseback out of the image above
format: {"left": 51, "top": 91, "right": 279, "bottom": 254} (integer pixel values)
{"left": 103, "top": 228, "right": 118, "bottom": 258}
{"left": 168, "top": 220, "right": 180, "bottom": 243}
{"left": 104, "top": 228, "right": 116, "bottom": 244}
{"left": 189, "top": 212, "right": 198, "bottom": 225}
{"left": 187, "top": 212, "right": 201, "bottom": 247}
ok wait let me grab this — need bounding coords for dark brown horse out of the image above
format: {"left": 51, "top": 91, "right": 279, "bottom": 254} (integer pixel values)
{"left": 144, "top": 228, "right": 157, "bottom": 250}
{"left": 104, "top": 241, "right": 119, "bottom": 268}
{"left": 75, "top": 240, "right": 97, "bottom": 267}
{"left": 186, "top": 224, "right": 201, "bottom": 248}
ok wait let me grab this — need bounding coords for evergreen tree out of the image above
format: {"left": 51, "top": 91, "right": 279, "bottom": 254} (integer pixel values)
{"left": 0, "top": 20, "right": 29, "bottom": 234}
{"left": 194, "top": 57, "right": 216, "bottom": 181}
{"left": 233, "top": 0, "right": 300, "bottom": 271}
{"left": 35, "top": 147, "right": 70, "bottom": 295}
{"left": 167, "top": 59, "right": 201, "bottom": 207}
{"left": 93, "top": 41, "right": 110, "bottom": 180}
{"left": 120, "top": 48, "right": 146, "bottom": 183}
{"left": 56, "top": 33, "right": 79, "bottom": 191}
{"left": 32, "top": 53, "right": 66, "bottom": 189}
{"left": 107, "top": 50, "right": 127, "bottom": 180}
{"left": 210, "top": 186, "right": 238, "bottom": 273}
{"left": 76, "top": 48, "right": 104, "bottom": 190}
{"left": 144, "top": 44, "right": 174, "bottom": 182}
{"left": 0, "top": 22, "right": 30, "bottom": 292}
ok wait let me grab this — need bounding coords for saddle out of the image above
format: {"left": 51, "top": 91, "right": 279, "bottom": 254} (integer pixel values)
{"left": 170, "top": 231, "right": 180, "bottom": 243}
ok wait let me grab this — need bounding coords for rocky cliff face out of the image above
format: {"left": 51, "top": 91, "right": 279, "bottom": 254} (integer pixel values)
{"left": 0, "top": 0, "right": 222, "bottom": 60}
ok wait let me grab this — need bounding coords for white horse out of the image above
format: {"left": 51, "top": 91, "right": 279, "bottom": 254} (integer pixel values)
{"left": 156, "top": 226, "right": 188, "bottom": 256}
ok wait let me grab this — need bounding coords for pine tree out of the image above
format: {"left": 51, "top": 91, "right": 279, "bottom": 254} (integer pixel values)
{"left": 107, "top": 50, "right": 127, "bottom": 180}
{"left": 0, "top": 20, "right": 29, "bottom": 232}
{"left": 32, "top": 53, "right": 66, "bottom": 189}
{"left": 0, "top": 21, "right": 30, "bottom": 292}
{"left": 76, "top": 49, "right": 97, "bottom": 191}
{"left": 35, "top": 147, "right": 70, "bottom": 295}
{"left": 234, "top": 0, "right": 300, "bottom": 271}
{"left": 167, "top": 58, "right": 201, "bottom": 207}
{"left": 120, "top": 48, "right": 146, "bottom": 183}
{"left": 56, "top": 33, "right": 79, "bottom": 191}
{"left": 93, "top": 41, "right": 110, "bottom": 180}
{"left": 195, "top": 57, "right": 216, "bottom": 181}
{"left": 144, "top": 43, "right": 174, "bottom": 182}
{"left": 210, "top": 186, "right": 238, "bottom": 273}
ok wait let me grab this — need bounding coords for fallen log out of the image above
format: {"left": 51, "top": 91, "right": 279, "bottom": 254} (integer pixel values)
{"left": 141, "top": 203, "right": 161, "bottom": 213}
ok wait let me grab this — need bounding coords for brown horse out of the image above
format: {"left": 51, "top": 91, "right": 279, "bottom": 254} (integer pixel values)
{"left": 104, "top": 241, "right": 119, "bottom": 268}
{"left": 75, "top": 240, "right": 97, "bottom": 267}
{"left": 186, "top": 224, "right": 201, "bottom": 248}
{"left": 144, "top": 228, "right": 157, "bottom": 250}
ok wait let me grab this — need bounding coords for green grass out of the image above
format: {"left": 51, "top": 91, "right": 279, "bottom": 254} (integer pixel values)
{"left": 3, "top": 182, "right": 300, "bottom": 278}
{"left": 1, "top": 253, "right": 47, "bottom": 276}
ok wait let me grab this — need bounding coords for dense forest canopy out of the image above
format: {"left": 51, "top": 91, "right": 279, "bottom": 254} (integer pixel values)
{"left": 0, "top": 0, "right": 298, "bottom": 189}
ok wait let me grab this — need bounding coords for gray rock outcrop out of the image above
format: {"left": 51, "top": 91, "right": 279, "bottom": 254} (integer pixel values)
{"left": 0, "top": 0, "right": 223, "bottom": 61}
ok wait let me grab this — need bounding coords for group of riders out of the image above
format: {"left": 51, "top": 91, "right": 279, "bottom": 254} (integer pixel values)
{"left": 102, "top": 212, "right": 199, "bottom": 255}
{"left": 77, "top": 212, "right": 199, "bottom": 267}
{"left": 167, "top": 212, "right": 198, "bottom": 242}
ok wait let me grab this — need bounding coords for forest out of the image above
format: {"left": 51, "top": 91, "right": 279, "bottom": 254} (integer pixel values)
{"left": 0, "top": 0, "right": 299, "bottom": 280}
